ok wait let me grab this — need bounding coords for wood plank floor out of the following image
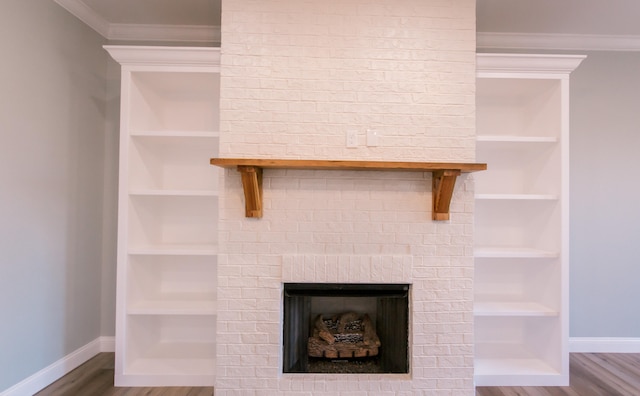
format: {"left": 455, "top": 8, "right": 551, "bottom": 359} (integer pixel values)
{"left": 35, "top": 353, "right": 213, "bottom": 396}
{"left": 477, "top": 353, "right": 640, "bottom": 396}
{"left": 34, "top": 352, "right": 640, "bottom": 395}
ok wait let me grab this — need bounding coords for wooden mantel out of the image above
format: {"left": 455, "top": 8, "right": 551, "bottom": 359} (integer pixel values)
{"left": 210, "top": 158, "right": 486, "bottom": 221}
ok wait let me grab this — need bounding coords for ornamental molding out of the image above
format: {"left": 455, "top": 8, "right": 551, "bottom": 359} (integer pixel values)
{"left": 477, "top": 53, "right": 586, "bottom": 75}
{"left": 478, "top": 32, "right": 640, "bottom": 52}
{"left": 54, "top": 0, "right": 220, "bottom": 44}
{"left": 104, "top": 45, "right": 221, "bottom": 67}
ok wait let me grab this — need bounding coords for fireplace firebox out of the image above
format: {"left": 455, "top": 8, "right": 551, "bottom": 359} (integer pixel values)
{"left": 283, "top": 283, "right": 409, "bottom": 374}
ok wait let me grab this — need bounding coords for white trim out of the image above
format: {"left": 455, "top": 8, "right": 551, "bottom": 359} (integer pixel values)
{"left": 569, "top": 337, "right": 640, "bottom": 353}
{"left": 53, "top": 0, "right": 220, "bottom": 43}
{"left": 108, "top": 24, "right": 221, "bottom": 44}
{"left": 53, "top": 0, "right": 109, "bottom": 37}
{"left": 478, "top": 32, "right": 640, "bottom": 52}
{"left": 0, "top": 337, "right": 115, "bottom": 396}
{"left": 476, "top": 53, "right": 586, "bottom": 75}
{"left": 104, "top": 45, "right": 221, "bottom": 68}
{"left": 99, "top": 336, "right": 116, "bottom": 352}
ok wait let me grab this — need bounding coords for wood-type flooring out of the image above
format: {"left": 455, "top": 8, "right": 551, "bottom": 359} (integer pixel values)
{"left": 35, "top": 353, "right": 212, "bottom": 396}
{"left": 34, "top": 352, "right": 640, "bottom": 395}
{"left": 477, "top": 353, "right": 640, "bottom": 396}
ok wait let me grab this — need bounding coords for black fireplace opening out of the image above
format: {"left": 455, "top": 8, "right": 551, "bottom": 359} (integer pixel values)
{"left": 283, "top": 283, "right": 409, "bottom": 374}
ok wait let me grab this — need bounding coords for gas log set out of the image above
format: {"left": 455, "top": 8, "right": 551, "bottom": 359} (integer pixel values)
{"left": 308, "top": 312, "right": 381, "bottom": 359}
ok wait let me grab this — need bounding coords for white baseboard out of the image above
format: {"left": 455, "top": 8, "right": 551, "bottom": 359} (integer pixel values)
{"left": 0, "top": 336, "right": 115, "bottom": 396}
{"left": 3, "top": 336, "right": 637, "bottom": 395}
{"left": 570, "top": 337, "right": 640, "bottom": 353}
{"left": 99, "top": 336, "right": 116, "bottom": 353}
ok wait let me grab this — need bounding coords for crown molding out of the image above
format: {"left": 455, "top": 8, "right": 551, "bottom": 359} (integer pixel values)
{"left": 104, "top": 45, "right": 221, "bottom": 67}
{"left": 108, "top": 24, "right": 220, "bottom": 43}
{"left": 477, "top": 53, "right": 586, "bottom": 75}
{"left": 478, "top": 32, "right": 640, "bottom": 52}
{"left": 54, "top": 0, "right": 220, "bottom": 43}
{"left": 53, "top": 0, "right": 109, "bottom": 37}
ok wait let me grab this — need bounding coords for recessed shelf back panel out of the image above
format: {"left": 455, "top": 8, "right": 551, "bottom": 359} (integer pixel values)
{"left": 129, "top": 72, "right": 220, "bottom": 132}
{"left": 128, "top": 255, "right": 218, "bottom": 312}
{"left": 475, "top": 316, "right": 562, "bottom": 372}
{"left": 475, "top": 143, "right": 560, "bottom": 196}
{"left": 475, "top": 258, "right": 560, "bottom": 311}
{"left": 128, "top": 195, "right": 218, "bottom": 248}
{"left": 126, "top": 315, "right": 217, "bottom": 375}
{"left": 129, "top": 136, "right": 219, "bottom": 191}
{"left": 475, "top": 200, "right": 560, "bottom": 252}
{"left": 477, "top": 78, "right": 561, "bottom": 139}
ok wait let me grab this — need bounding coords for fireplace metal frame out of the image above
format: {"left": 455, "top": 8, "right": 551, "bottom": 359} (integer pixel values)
{"left": 283, "top": 283, "right": 410, "bottom": 374}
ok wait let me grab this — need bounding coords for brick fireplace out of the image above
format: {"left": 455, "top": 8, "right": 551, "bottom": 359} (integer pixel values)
{"left": 216, "top": 0, "right": 476, "bottom": 394}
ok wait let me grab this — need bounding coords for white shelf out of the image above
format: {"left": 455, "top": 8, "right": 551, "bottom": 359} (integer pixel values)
{"left": 129, "top": 244, "right": 218, "bottom": 256}
{"left": 128, "top": 195, "right": 217, "bottom": 248}
{"left": 128, "top": 71, "right": 220, "bottom": 132}
{"left": 129, "top": 135, "right": 219, "bottom": 192}
{"left": 475, "top": 357, "right": 559, "bottom": 376}
{"left": 128, "top": 355, "right": 216, "bottom": 376}
{"left": 125, "top": 315, "right": 217, "bottom": 380}
{"left": 131, "top": 130, "right": 220, "bottom": 138}
{"left": 474, "top": 144, "right": 561, "bottom": 196}
{"left": 475, "top": 193, "right": 558, "bottom": 201}
{"left": 475, "top": 200, "right": 560, "bottom": 253}
{"left": 474, "top": 301, "right": 558, "bottom": 317}
{"left": 475, "top": 341, "right": 564, "bottom": 386}
{"left": 130, "top": 189, "right": 218, "bottom": 197}
{"left": 476, "top": 77, "right": 562, "bottom": 140}
{"left": 475, "top": 358, "right": 561, "bottom": 386}
{"left": 121, "top": 362, "right": 215, "bottom": 387}
{"left": 127, "top": 341, "right": 216, "bottom": 376}
{"left": 128, "top": 299, "right": 217, "bottom": 315}
{"left": 474, "top": 53, "right": 583, "bottom": 386}
{"left": 127, "top": 254, "right": 217, "bottom": 313}
{"left": 107, "top": 45, "right": 221, "bottom": 387}
{"left": 477, "top": 135, "right": 558, "bottom": 143}
{"left": 474, "top": 247, "right": 558, "bottom": 258}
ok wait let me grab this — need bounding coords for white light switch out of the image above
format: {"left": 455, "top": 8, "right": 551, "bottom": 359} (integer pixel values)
{"left": 367, "top": 129, "right": 379, "bottom": 147}
{"left": 347, "top": 130, "right": 358, "bottom": 148}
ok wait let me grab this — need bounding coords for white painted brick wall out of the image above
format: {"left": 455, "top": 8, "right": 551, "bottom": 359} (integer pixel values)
{"left": 218, "top": 0, "right": 476, "bottom": 394}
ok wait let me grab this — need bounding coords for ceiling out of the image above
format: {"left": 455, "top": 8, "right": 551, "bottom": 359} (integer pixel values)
{"left": 53, "top": 0, "right": 222, "bottom": 43}
{"left": 54, "top": 0, "right": 640, "bottom": 50}
{"left": 83, "top": 0, "right": 219, "bottom": 26}
{"left": 478, "top": 0, "right": 640, "bottom": 35}
{"left": 477, "top": 0, "right": 640, "bottom": 50}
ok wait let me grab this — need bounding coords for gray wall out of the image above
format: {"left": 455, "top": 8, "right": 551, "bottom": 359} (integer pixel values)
{"left": 570, "top": 51, "right": 640, "bottom": 337}
{"left": 100, "top": 55, "right": 120, "bottom": 338}
{"left": 0, "top": 0, "right": 110, "bottom": 391}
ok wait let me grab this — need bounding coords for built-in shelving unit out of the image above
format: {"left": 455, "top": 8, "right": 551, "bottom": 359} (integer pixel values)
{"left": 209, "top": 158, "right": 486, "bottom": 220}
{"left": 474, "top": 53, "right": 585, "bottom": 386}
{"left": 105, "top": 45, "right": 220, "bottom": 387}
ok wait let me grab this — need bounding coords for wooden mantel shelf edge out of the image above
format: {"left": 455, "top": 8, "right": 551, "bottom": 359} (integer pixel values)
{"left": 210, "top": 158, "right": 487, "bottom": 221}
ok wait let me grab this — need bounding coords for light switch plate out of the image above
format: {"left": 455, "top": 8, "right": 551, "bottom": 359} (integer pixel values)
{"left": 367, "top": 129, "right": 379, "bottom": 147}
{"left": 347, "top": 130, "right": 358, "bottom": 148}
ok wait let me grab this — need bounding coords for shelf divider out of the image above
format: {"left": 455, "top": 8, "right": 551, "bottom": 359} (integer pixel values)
{"left": 474, "top": 246, "right": 559, "bottom": 258}
{"left": 474, "top": 301, "right": 558, "bottom": 317}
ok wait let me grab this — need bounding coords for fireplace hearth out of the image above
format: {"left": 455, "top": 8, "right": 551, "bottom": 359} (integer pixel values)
{"left": 283, "top": 283, "right": 409, "bottom": 374}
